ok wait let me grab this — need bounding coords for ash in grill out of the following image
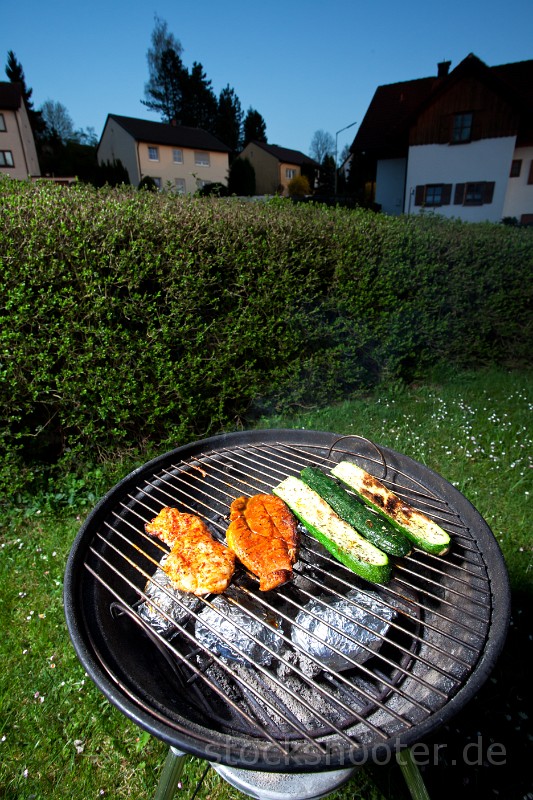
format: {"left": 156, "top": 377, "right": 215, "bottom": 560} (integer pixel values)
{"left": 65, "top": 430, "right": 509, "bottom": 771}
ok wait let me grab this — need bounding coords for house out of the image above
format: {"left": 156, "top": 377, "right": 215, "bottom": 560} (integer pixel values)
{"left": 97, "top": 114, "right": 232, "bottom": 192}
{"left": 0, "top": 82, "right": 40, "bottom": 179}
{"left": 349, "top": 54, "right": 533, "bottom": 223}
{"left": 238, "top": 141, "right": 320, "bottom": 196}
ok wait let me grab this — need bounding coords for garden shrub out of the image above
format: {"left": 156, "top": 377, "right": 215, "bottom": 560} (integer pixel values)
{"left": 1, "top": 178, "right": 531, "bottom": 496}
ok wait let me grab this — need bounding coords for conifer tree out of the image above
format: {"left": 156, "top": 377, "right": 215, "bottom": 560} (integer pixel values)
{"left": 215, "top": 85, "right": 243, "bottom": 151}
{"left": 243, "top": 108, "right": 267, "bottom": 145}
{"left": 5, "top": 50, "right": 45, "bottom": 137}
{"left": 142, "top": 16, "right": 185, "bottom": 122}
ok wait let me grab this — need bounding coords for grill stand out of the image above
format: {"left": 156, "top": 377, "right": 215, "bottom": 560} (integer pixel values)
{"left": 154, "top": 748, "right": 187, "bottom": 800}
{"left": 153, "top": 746, "right": 430, "bottom": 800}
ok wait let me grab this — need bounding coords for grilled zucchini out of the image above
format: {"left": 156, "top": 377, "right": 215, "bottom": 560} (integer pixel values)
{"left": 300, "top": 466, "right": 412, "bottom": 557}
{"left": 331, "top": 461, "right": 451, "bottom": 556}
{"left": 273, "top": 476, "right": 391, "bottom": 584}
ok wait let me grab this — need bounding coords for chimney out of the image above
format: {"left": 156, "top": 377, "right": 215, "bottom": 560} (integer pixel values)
{"left": 437, "top": 60, "right": 451, "bottom": 78}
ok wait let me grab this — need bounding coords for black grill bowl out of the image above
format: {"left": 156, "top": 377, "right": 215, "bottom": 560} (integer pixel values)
{"left": 63, "top": 429, "right": 510, "bottom": 772}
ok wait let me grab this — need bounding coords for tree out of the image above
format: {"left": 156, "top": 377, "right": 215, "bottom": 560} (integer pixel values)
{"left": 288, "top": 174, "right": 310, "bottom": 198}
{"left": 339, "top": 143, "right": 351, "bottom": 166}
{"left": 228, "top": 157, "right": 255, "bottom": 195}
{"left": 5, "top": 50, "right": 45, "bottom": 137}
{"left": 309, "top": 130, "right": 334, "bottom": 164}
{"left": 316, "top": 153, "right": 335, "bottom": 195}
{"left": 96, "top": 158, "right": 130, "bottom": 187}
{"left": 180, "top": 61, "right": 218, "bottom": 131}
{"left": 215, "top": 85, "right": 243, "bottom": 152}
{"left": 73, "top": 127, "right": 99, "bottom": 147}
{"left": 40, "top": 100, "right": 75, "bottom": 143}
{"left": 243, "top": 108, "right": 267, "bottom": 146}
{"left": 142, "top": 16, "right": 185, "bottom": 122}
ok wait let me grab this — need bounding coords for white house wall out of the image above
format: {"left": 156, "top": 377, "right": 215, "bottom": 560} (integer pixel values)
{"left": 502, "top": 145, "right": 533, "bottom": 222}
{"left": 405, "top": 137, "right": 516, "bottom": 222}
{"left": 97, "top": 120, "right": 140, "bottom": 184}
{"left": 375, "top": 158, "right": 406, "bottom": 215}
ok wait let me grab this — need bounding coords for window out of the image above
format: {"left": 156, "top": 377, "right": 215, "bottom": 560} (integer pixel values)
{"left": 0, "top": 150, "right": 14, "bottom": 167}
{"left": 464, "top": 182, "right": 484, "bottom": 205}
{"left": 148, "top": 146, "right": 159, "bottom": 161}
{"left": 194, "top": 151, "right": 210, "bottom": 167}
{"left": 510, "top": 160, "right": 522, "bottom": 178}
{"left": 153, "top": 177, "right": 162, "bottom": 189}
{"left": 454, "top": 182, "right": 495, "bottom": 206}
{"left": 285, "top": 168, "right": 296, "bottom": 180}
{"left": 175, "top": 177, "right": 186, "bottom": 194}
{"left": 424, "top": 185, "right": 444, "bottom": 206}
{"left": 0, "top": 113, "right": 6, "bottom": 131}
{"left": 173, "top": 149, "right": 183, "bottom": 164}
{"left": 414, "top": 183, "right": 452, "bottom": 207}
{"left": 528, "top": 161, "right": 533, "bottom": 185}
{"left": 451, "top": 112, "right": 473, "bottom": 143}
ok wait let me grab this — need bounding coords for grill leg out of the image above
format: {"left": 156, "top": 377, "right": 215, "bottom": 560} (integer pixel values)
{"left": 154, "top": 747, "right": 187, "bottom": 800}
{"left": 396, "top": 748, "right": 431, "bottom": 800}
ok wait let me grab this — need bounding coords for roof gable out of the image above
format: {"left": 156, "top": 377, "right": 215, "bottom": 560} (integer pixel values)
{"left": 413, "top": 53, "right": 531, "bottom": 118}
{"left": 351, "top": 53, "right": 533, "bottom": 154}
{"left": 104, "top": 114, "right": 232, "bottom": 153}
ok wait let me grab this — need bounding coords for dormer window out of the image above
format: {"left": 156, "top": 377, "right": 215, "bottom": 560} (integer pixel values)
{"left": 451, "top": 113, "right": 473, "bottom": 143}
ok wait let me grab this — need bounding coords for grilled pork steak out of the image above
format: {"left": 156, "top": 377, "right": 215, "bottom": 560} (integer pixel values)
{"left": 145, "top": 507, "right": 235, "bottom": 595}
{"left": 226, "top": 494, "right": 299, "bottom": 591}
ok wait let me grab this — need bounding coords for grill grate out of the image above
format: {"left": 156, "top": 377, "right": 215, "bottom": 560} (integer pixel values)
{"left": 74, "top": 434, "right": 495, "bottom": 765}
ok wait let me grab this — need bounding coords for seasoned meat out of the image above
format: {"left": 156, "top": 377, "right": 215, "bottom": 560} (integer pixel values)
{"left": 226, "top": 494, "right": 299, "bottom": 591}
{"left": 145, "top": 507, "right": 235, "bottom": 596}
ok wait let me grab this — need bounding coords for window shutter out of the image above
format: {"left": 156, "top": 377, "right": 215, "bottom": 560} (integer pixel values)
{"left": 441, "top": 184, "right": 452, "bottom": 205}
{"left": 483, "top": 182, "right": 495, "bottom": 204}
{"left": 414, "top": 185, "right": 425, "bottom": 205}
{"left": 471, "top": 112, "right": 481, "bottom": 141}
{"left": 454, "top": 183, "right": 465, "bottom": 204}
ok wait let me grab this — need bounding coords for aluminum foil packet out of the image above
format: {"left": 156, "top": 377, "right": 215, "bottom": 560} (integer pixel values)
{"left": 195, "top": 590, "right": 284, "bottom": 667}
{"left": 137, "top": 562, "right": 201, "bottom": 635}
{"left": 291, "top": 589, "right": 397, "bottom": 671}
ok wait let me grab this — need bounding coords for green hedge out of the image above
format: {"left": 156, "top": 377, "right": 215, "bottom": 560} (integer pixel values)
{"left": 1, "top": 178, "right": 532, "bottom": 495}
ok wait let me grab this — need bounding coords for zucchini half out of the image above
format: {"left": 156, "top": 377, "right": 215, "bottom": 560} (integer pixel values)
{"left": 300, "top": 466, "right": 412, "bottom": 557}
{"left": 273, "top": 476, "right": 391, "bottom": 585}
{"left": 331, "top": 461, "right": 451, "bottom": 556}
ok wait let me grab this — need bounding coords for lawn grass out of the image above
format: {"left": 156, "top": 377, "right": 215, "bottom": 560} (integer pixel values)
{"left": 0, "top": 367, "right": 531, "bottom": 799}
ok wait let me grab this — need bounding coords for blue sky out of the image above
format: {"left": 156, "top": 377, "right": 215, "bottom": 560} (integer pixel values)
{"left": 2, "top": 0, "right": 532, "bottom": 156}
